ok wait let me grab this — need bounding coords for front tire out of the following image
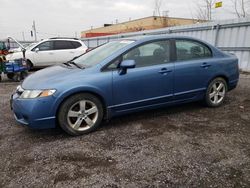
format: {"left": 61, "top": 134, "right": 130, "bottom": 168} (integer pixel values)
{"left": 58, "top": 93, "right": 104, "bottom": 136}
{"left": 26, "top": 60, "right": 33, "bottom": 70}
{"left": 205, "top": 77, "right": 227, "bottom": 107}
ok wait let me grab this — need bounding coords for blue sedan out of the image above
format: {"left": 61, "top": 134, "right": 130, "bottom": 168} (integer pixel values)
{"left": 11, "top": 36, "right": 239, "bottom": 135}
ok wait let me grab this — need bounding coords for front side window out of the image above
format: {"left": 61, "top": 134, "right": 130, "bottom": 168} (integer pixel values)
{"left": 176, "top": 40, "right": 212, "bottom": 61}
{"left": 122, "top": 40, "right": 170, "bottom": 68}
{"left": 36, "top": 41, "right": 53, "bottom": 51}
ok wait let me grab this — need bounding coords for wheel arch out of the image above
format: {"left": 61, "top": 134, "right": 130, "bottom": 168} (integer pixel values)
{"left": 54, "top": 89, "right": 108, "bottom": 124}
{"left": 26, "top": 59, "right": 33, "bottom": 68}
{"left": 207, "top": 74, "right": 229, "bottom": 88}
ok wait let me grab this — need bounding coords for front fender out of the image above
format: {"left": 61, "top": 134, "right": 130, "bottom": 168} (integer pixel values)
{"left": 51, "top": 86, "right": 108, "bottom": 115}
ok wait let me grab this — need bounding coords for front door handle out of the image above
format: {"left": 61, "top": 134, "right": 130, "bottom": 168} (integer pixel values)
{"left": 158, "top": 68, "right": 172, "bottom": 74}
{"left": 200, "top": 62, "right": 211, "bottom": 68}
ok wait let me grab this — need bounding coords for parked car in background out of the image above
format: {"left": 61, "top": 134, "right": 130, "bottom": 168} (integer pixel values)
{"left": 11, "top": 36, "right": 239, "bottom": 136}
{"left": 6, "top": 37, "right": 88, "bottom": 68}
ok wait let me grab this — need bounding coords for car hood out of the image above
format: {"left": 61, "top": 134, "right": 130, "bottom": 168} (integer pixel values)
{"left": 6, "top": 52, "right": 23, "bottom": 60}
{"left": 22, "top": 65, "right": 91, "bottom": 89}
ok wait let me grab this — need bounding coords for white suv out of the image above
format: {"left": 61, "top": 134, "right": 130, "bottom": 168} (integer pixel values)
{"left": 6, "top": 38, "right": 88, "bottom": 68}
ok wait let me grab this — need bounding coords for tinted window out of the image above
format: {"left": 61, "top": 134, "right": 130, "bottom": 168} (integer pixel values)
{"left": 176, "top": 40, "right": 212, "bottom": 61}
{"left": 71, "top": 41, "right": 81, "bottom": 48}
{"left": 54, "top": 41, "right": 75, "bottom": 50}
{"left": 122, "top": 40, "right": 170, "bottom": 68}
{"left": 36, "top": 41, "right": 53, "bottom": 51}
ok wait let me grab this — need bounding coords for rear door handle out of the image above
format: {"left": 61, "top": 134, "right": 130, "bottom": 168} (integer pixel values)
{"left": 201, "top": 62, "right": 211, "bottom": 68}
{"left": 158, "top": 68, "right": 172, "bottom": 74}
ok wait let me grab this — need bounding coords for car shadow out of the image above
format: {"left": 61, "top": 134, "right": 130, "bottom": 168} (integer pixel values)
{"left": 102, "top": 101, "right": 204, "bottom": 130}
{"left": 23, "top": 101, "right": 205, "bottom": 139}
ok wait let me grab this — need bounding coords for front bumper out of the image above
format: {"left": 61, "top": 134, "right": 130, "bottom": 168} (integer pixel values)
{"left": 11, "top": 93, "right": 57, "bottom": 129}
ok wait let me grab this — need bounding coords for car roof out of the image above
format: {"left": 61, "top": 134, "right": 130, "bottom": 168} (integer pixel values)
{"left": 41, "top": 38, "right": 82, "bottom": 42}
{"left": 118, "top": 35, "right": 213, "bottom": 48}
{"left": 122, "top": 35, "right": 206, "bottom": 43}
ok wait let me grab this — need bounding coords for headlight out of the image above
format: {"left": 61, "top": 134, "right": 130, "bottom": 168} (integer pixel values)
{"left": 19, "top": 89, "right": 56, "bottom": 99}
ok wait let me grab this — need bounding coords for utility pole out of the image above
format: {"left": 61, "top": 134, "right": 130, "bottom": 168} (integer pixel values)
{"left": 32, "top": 20, "right": 37, "bottom": 41}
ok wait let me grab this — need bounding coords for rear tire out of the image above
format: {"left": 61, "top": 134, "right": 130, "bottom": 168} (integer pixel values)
{"left": 205, "top": 77, "right": 227, "bottom": 107}
{"left": 58, "top": 93, "right": 104, "bottom": 136}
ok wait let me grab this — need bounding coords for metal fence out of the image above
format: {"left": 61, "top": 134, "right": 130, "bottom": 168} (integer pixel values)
{"left": 1, "top": 18, "right": 249, "bottom": 71}
{"left": 0, "top": 40, "right": 34, "bottom": 50}
{"left": 81, "top": 18, "right": 250, "bottom": 72}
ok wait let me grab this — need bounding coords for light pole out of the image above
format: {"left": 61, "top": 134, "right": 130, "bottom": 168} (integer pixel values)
{"left": 32, "top": 20, "right": 37, "bottom": 41}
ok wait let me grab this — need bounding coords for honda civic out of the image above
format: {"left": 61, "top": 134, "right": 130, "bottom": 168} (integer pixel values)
{"left": 11, "top": 36, "right": 239, "bottom": 135}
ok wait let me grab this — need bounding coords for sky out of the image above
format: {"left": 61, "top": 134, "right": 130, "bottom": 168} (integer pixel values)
{"left": 0, "top": 0, "right": 241, "bottom": 41}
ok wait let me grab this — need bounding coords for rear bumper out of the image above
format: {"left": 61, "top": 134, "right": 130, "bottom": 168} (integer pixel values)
{"left": 11, "top": 93, "right": 57, "bottom": 129}
{"left": 228, "top": 78, "right": 239, "bottom": 91}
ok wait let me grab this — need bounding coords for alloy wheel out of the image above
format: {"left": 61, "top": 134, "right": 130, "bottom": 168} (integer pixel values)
{"left": 67, "top": 100, "right": 98, "bottom": 131}
{"left": 209, "top": 81, "right": 226, "bottom": 105}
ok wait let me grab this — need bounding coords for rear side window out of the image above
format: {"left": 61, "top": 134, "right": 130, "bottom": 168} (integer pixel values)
{"left": 36, "top": 41, "right": 53, "bottom": 51}
{"left": 53, "top": 40, "right": 75, "bottom": 50}
{"left": 176, "top": 40, "right": 212, "bottom": 61}
{"left": 71, "top": 41, "right": 82, "bottom": 48}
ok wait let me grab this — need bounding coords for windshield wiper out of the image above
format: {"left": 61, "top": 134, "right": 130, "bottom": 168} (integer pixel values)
{"left": 69, "top": 53, "right": 85, "bottom": 61}
{"left": 63, "top": 62, "right": 71, "bottom": 67}
{"left": 66, "top": 61, "right": 85, "bottom": 69}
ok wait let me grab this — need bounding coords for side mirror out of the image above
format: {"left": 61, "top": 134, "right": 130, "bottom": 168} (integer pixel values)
{"left": 34, "top": 48, "right": 39, "bottom": 53}
{"left": 119, "top": 60, "right": 136, "bottom": 75}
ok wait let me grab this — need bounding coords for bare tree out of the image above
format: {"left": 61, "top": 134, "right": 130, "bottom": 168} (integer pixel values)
{"left": 195, "top": 0, "right": 216, "bottom": 20}
{"left": 154, "top": 0, "right": 163, "bottom": 17}
{"left": 231, "top": 0, "right": 250, "bottom": 18}
{"left": 153, "top": 0, "right": 170, "bottom": 25}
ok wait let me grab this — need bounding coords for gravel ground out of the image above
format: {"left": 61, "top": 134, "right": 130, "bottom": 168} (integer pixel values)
{"left": 0, "top": 74, "right": 249, "bottom": 188}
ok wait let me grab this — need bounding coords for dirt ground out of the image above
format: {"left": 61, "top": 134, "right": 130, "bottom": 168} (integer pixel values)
{"left": 0, "top": 74, "right": 249, "bottom": 188}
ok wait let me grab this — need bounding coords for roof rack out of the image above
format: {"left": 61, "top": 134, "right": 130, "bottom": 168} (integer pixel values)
{"left": 49, "top": 37, "right": 79, "bottom": 40}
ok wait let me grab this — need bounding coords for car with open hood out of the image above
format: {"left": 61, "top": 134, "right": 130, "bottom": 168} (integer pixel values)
{"left": 6, "top": 37, "right": 87, "bottom": 69}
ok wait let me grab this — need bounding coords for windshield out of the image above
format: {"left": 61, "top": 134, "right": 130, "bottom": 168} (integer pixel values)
{"left": 73, "top": 40, "right": 135, "bottom": 67}
{"left": 25, "top": 43, "right": 37, "bottom": 50}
